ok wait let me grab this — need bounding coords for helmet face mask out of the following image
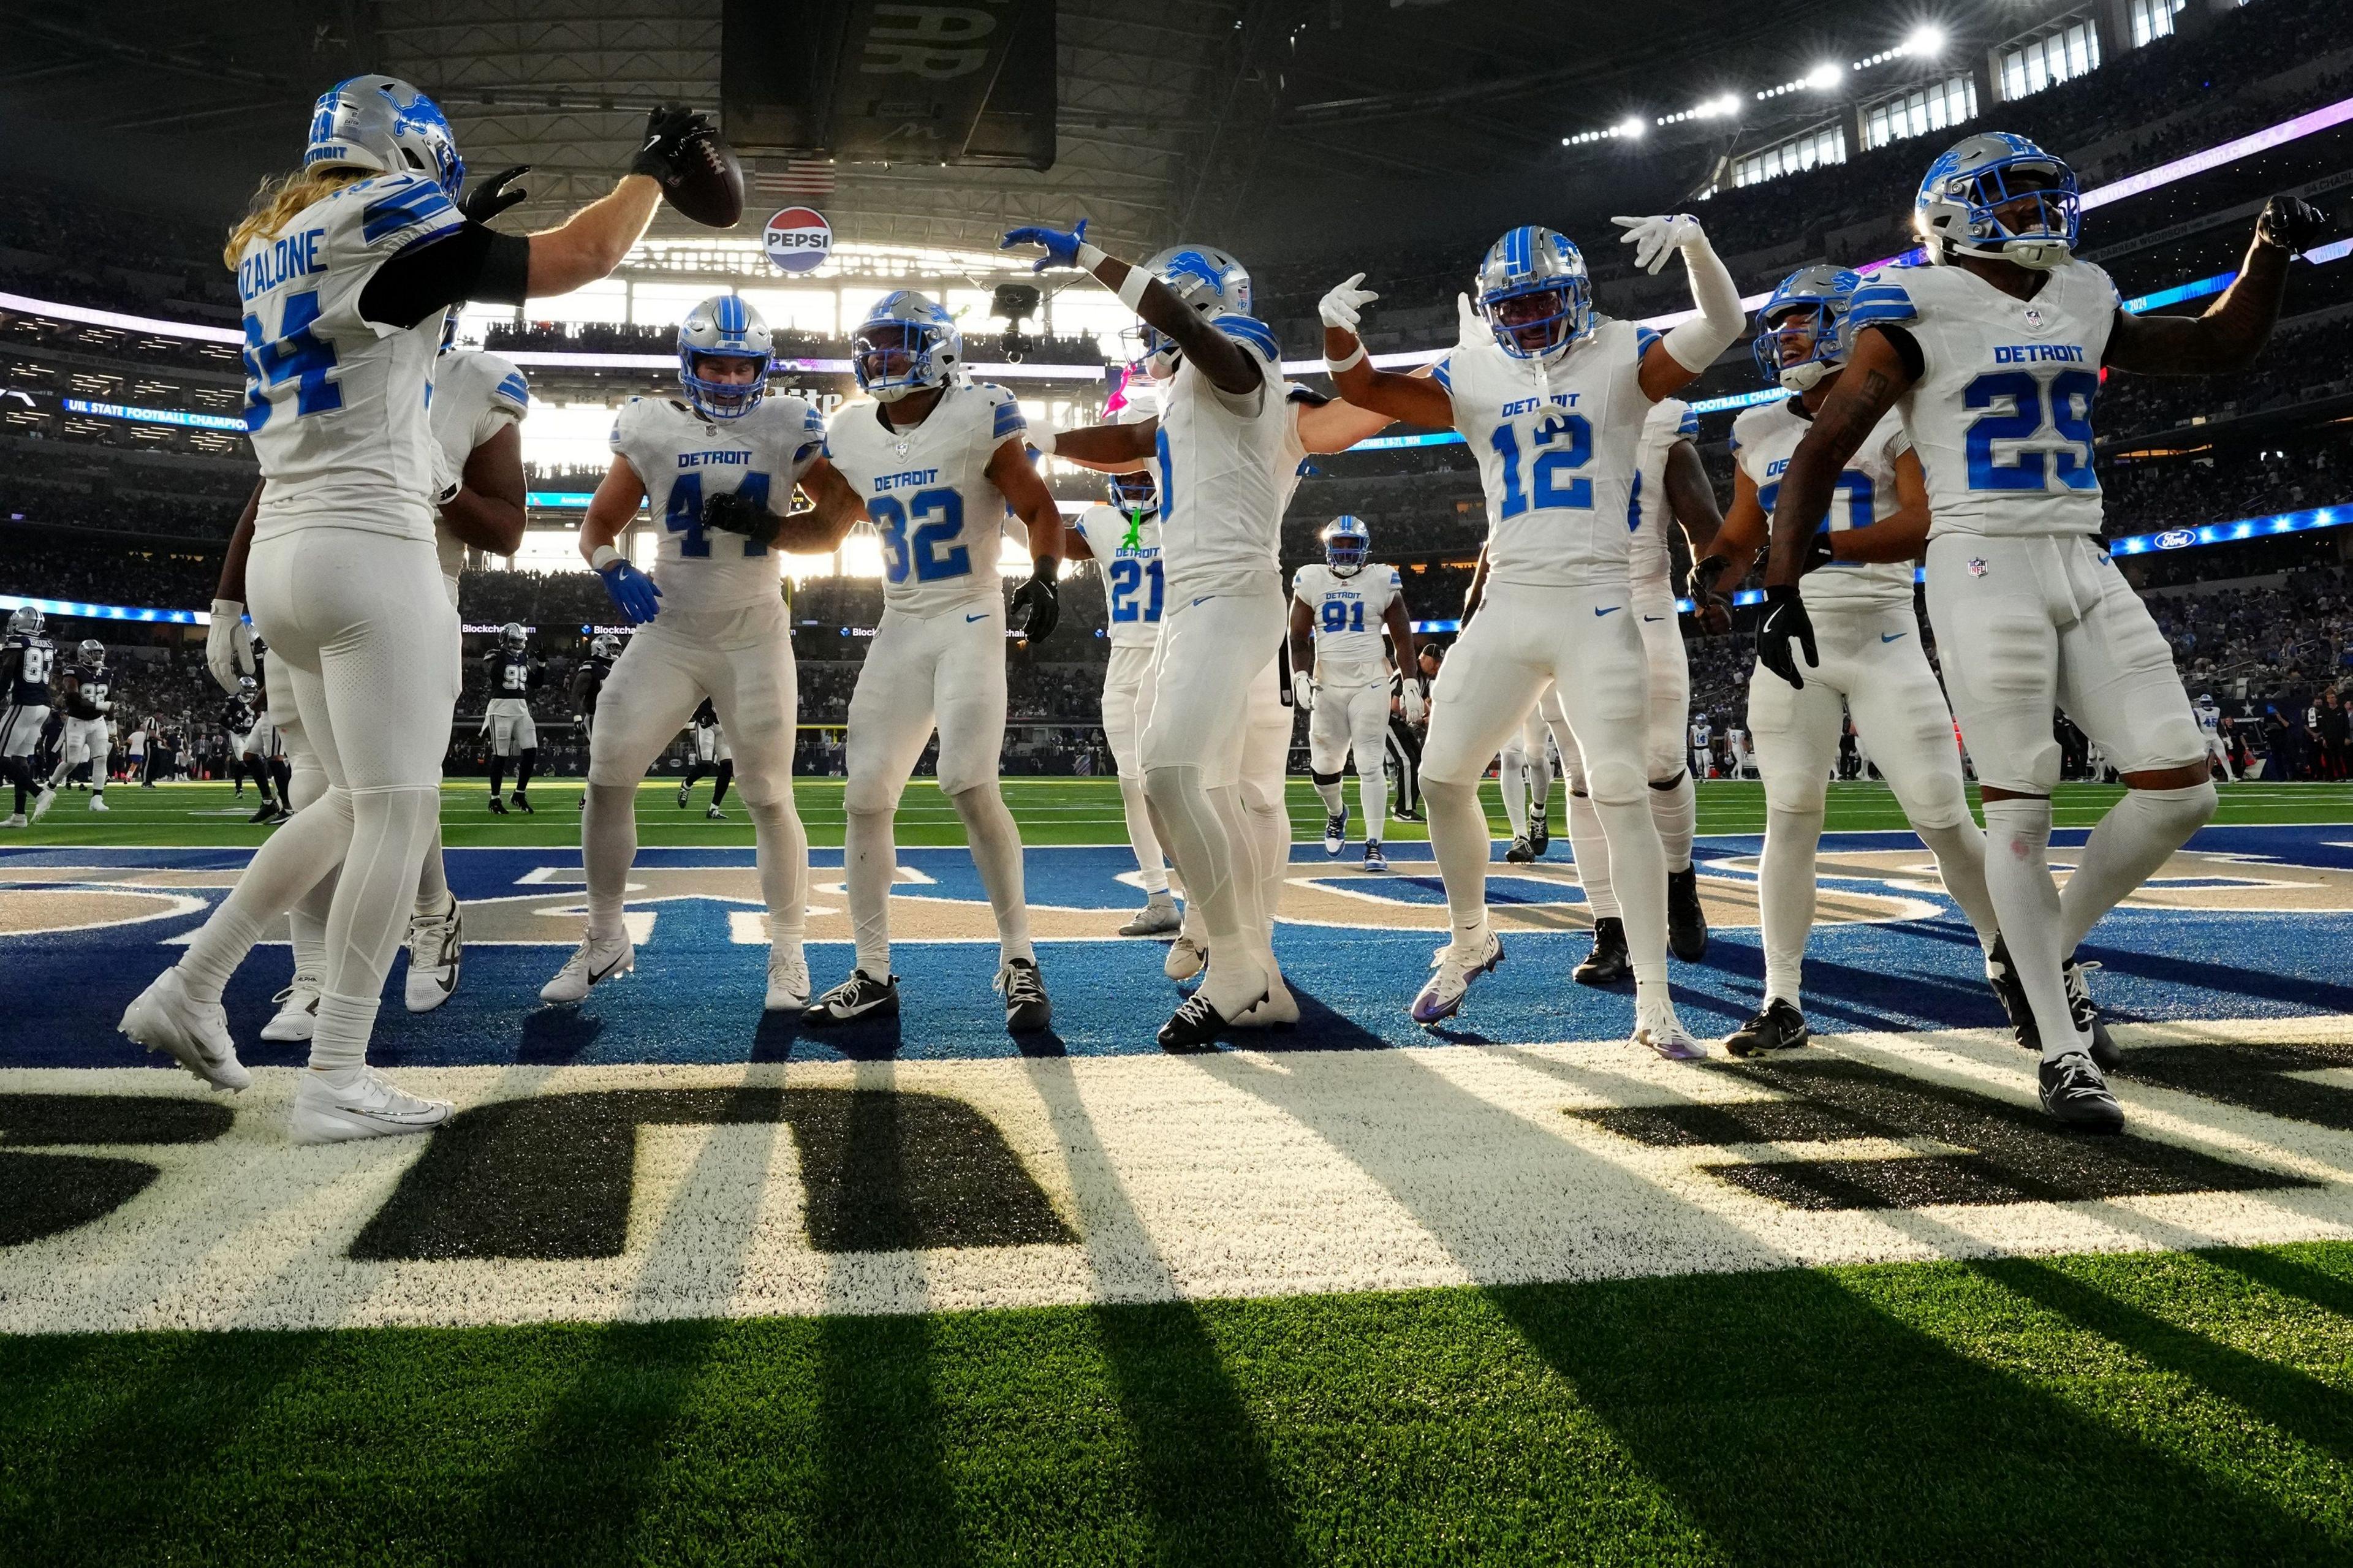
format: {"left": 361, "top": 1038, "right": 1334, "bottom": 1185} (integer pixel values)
{"left": 1129, "top": 246, "right": 1252, "bottom": 377}
{"left": 591, "top": 634, "right": 620, "bottom": 659}
{"left": 9, "top": 605, "right": 43, "bottom": 638}
{"left": 1915, "top": 133, "right": 2081, "bottom": 271}
{"left": 1320, "top": 515, "right": 1370, "bottom": 575}
{"left": 303, "top": 76, "right": 464, "bottom": 198}
{"left": 678, "top": 295, "right": 773, "bottom": 420}
{"left": 1107, "top": 468, "right": 1158, "bottom": 514}
{"left": 502, "top": 623, "right": 527, "bottom": 650}
{"left": 79, "top": 638, "right": 105, "bottom": 665}
{"left": 852, "top": 292, "right": 962, "bottom": 403}
{"left": 1751, "top": 265, "right": 1862, "bottom": 392}
{"left": 1477, "top": 227, "right": 1592, "bottom": 361}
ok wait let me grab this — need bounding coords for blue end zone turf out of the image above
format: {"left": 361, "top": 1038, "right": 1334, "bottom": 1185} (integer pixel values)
{"left": 5, "top": 824, "right": 2351, "bottom": 1069}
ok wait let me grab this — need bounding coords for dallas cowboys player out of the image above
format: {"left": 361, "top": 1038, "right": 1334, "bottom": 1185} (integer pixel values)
{"left": 1760, "top": 131, "right": 2329, "bottom": 1129}
{"left": 1289, "top": 515, "right": 1419, "bottom": 872}
{"left": 2194, "top": 694, "right": 2235, "bottom": 781}
{"left": 1698, "top": 264, "right": 1999, "bottom": 1058}
{"left": 548, "top": 295, "right": 839, "bottom": 1016}
{"left": 1061, "top": 429, "right": 1182, "bottom": 934}
{"left": 1319, "top": 212, "right": 1746, "bottom": 1050}
{"left": 678, "top": 696, "right": 733, "bottom": 819}
{"left": 30, "top": 639, "right": 113, "bottom": 819}
{"left": 482, "top": 622, "right": 540, "bottom": 813}
{"left": 1, "top": 605, "right": 54, "bottom": 827}
{"left": 123, "top": 76, "right": 707, "bottom": 1138}
{"left": 571, "top": 633, "right": 620, "bottom": 744}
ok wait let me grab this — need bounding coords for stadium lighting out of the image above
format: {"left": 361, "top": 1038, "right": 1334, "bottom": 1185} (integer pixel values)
{"left": 1905, "top": 25, "right": 1946, "bottom": 56}
{"left": 1616, "top": 116, "right": 1647, "bottom": 138}
{"left": 1805, "top": 62, "right": 1845, "bottom": 91}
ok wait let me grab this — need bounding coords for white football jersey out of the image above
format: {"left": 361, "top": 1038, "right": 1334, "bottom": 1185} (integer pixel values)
{"left": 1690, "top": 720, "right": 1711, "bottom": 747}
{"left": 428, "top": 349, "right": 530, "bottom": 582}
{"left": 233, "top": 171, "right": 465, "bottom": 542}
{"left": 1846, "top": 259, "right": 2120, "bottom": 540}
{"left": 1627, "top": 398, "right": 1699, "bottom": 602}
{"left": 1433, "top": 316, "right": 1657, "bottom": 588}
{"left": 1730, "top": 396, "right": 1917, "bottom": 612}
{"left": 1293, "top": 561, "right": 1401, "bottom": 673}
{"left": 1153, "top": 314, "right": 1294, "bottom": 603}
{"left": 2197, "top": 703, "right": 2222, "bottom": 735}
{"left": 610, "top": 392, "right": 824, "bottom": 616}
{"left": 826, "top": 381, "right": 1026, "bottom": 616}
{"left": 1072, "top": 502, "right": 1164, "bottom": 650}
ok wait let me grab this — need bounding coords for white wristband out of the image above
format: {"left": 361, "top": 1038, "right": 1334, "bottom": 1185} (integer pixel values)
{"left": 1324, "top": 342, "right": 1366, "bottom": 374}
{"left": 1075, "top": 241, "right": 1107, "bottom": 274}
{"left": 1115, "top": 266, "right": 1153, "bottom": 312}
{"left": 1031, "top": 429, "right": 1058, "bottom": 455}
{"left": 591, "top": 544, "right": 624, "bottom": 572}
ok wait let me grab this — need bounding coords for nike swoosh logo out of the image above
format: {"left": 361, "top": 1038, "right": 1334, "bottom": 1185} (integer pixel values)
{"left": 1641, "top": 615, "right": 1664, "bottom": 623}
{"left": 588, "top": 954, "right": 627, "bottom": 985}
{"left": 1594, "top": 605, "right": 1621, "bottom": 617}
{"left": 333, "top": 1103, "right": 444, "bottom": 1125}
{"left": 1192, "top": 596, "right": 1212, "bottom": 607}
{"left": 1881, "top": 632, "right": 1907, "bottom": 643}
{"left": 966, "top": 613, "right": 988, "bottom": 622}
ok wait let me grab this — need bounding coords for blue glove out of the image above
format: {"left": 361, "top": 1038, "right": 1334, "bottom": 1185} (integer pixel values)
{"left": 599, "top": 559, "right": 662, "bottom": 624}
{"left": 1000, "top": 218, "right": 1088, "bottom": 273}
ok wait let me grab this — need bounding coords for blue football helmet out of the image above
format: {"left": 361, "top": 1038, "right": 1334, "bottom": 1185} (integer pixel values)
{"left": 851, "top": 290, "right": 962, "bottom": 403}
{"left": 1915, "top": 132, "right": 2080, "bottom": 271}
{"left": 1124, "top": 244, "right": 1252, "bottom": 373}
{"left": 677, "top": 294, "right": 773, "bottom": 420}
{"left": 1476, "top": 227, "right": 1591, "bottom": 360}
{"left": 303, "top": 76, "right": 464, "bottom": 199}
{"left": 1107, "top": 468, "right": 1158, "bottom": 514}
{"left": 1752, "top": 265, "right": 1863, "bottom": 392}
{"left": 1320, "top": 515, "right": 1370, "bottom": 575}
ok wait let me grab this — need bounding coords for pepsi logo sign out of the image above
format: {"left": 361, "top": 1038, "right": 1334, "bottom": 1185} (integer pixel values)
{"left": 763, "top": 207, "right": 832, "bottom": 275}
{"left": 2155, "top": 529, "right": 2197, "bottom": 550}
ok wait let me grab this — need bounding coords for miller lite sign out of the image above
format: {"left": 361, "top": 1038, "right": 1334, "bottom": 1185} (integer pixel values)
{"left": 763, "top": 207, "right": 833, "bottom": 275}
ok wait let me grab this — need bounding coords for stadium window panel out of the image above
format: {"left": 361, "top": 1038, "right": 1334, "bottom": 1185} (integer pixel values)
{"left": 509, "top": 532, "right": 592, "bottom": 574}
{"left": 1999, "top": 17, "right": 2102, "bottom": 102}
{"left": 1044, "top": 287, "right": 1137, "bottom": 358}
{"left": 1863, "top": 74, "right": 1979, "bottom": 151}
{"left": 520, "top": 403, "right": 627, "bottom": 477}
{"left": 2130, "top": 0, "right": 2186, "bottom": 47}
{"left": 1735, "top": 121, "right": 1846, "bottom": 188}
{"left": 837, "top": 287, "right": 894, "bottom": 335}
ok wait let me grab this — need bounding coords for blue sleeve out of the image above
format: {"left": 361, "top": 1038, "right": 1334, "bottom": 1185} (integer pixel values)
{"left": 1635, "top": 327, "right": 1662, "bottom": 357}
{"left": 1430, "top": 356, "right": 1453, "bottom": 391}
{"left": 492, "top": 371, "right": 531, "bottom": 415}
{"left": 988, "top": 387, "right": 1027, "bottom": 442}
{"left": 1677, "top": 408, "right": 1700, "bottom": 441}
{"left": 354, "top": 175, "right": 463, "bottom": 253}
{"left": 1210, "top": 313, "right": 1280, "bottom": 362}
{"left": 1847, "top": 278, "right": 1919, "bottom": 327}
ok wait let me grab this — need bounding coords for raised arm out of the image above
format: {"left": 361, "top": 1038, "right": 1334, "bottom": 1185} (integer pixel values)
{"left": 1611, "top": 214, "right": 1746, "bottom": 403}
{"left": 2103, "top": 197, "right": 2328, "bottom": 377}
{"left": 1001, "top": 222, "right": 1260, "bottom": 395}
{"left": 1317, "top": 274, "right": 1454, "bottom": 430}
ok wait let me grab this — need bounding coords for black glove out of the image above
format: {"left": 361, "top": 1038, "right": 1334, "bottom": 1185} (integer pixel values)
{"left": 1800, "top": 529, "right": 1835, "bottom": 575}
{"left": 459, "top": 164, "right": 532, "bottom": 225}
{"left": 1687, "top": 553, "right": 1734, "bottom": 635}
{"left": 2257, "top": 194, "right": 2330, "bottom": 258}
{"left": 1755, "top": 585, "right": 1819, "bottom": 691}
{"left": 1012, "top": 557, "right": 1059, "bottom": 642}
{"left": 701, "top": 488, "right": 779, "bottom": 548}
{"left": 631, "top": 104, "right": 716, "bottom": 183}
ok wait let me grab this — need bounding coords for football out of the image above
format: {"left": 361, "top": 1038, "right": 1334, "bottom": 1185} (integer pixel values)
{"left": 660, "top": 128, "right": 743, "bottom": 227}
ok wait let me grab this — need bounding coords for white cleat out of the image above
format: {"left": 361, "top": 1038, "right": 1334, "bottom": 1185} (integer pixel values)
{"left": 118, "top": 968, "right": 249, "bottom": 1091}
{"left": 1633, "top": 996, "right": 1708, "bottom": 1061}
{"left": 404, "top": 896, "right": 463, "bottom": 1013}
{"left": 29, "top": 787, "right": 58, "bottom": 824}
{"left": 540, "top": 930, "right": 634, "bottom": 1003}
{"left": 259, "top": 975, "right": 323, "bottom": 1042}
{"left": 1163, "top": 933, "right": 1207, "bottom": 982}
{"left": 1, "top": 813, "right": 26, "bottom": 828}
{"left": 1233, "top": 974, "right": 1300, "bottom": 1028}
{"left": 289, "top": 1067, "right": 452, "bottom": 1145}
{"left": 88, "top": 795, "right": 108, "bottom": 812}
{"left": 1411, "top": 931, "right": 1504, "bottom": 1025}
{"left": 1119, "top": 897, "right": 1183, "bottom": 937}
{"left": 765, "top": 943, "right": 810, "bottom": 1011}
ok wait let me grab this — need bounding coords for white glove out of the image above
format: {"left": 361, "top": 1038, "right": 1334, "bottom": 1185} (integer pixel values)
{"left": 1402, "top": 680, "right": 1426, "bottom": 725}
{"left": 206, "top": 600, "right": 252, "bottom": 695}
{"left": 1318, "top": 272, "right": 1379, "bottom": 333}
{"left": 1454, "top": 290, "right": 1484, "bottom": 349}
{"left": 1292, "top": 670, "right": 1317, "bottom": 712}
{"left": 1611, "top": 213, "right": 1704, "bottom": 276}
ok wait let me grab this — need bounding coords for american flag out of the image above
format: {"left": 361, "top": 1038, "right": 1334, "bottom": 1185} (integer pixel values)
{"left": 752, "top": 161, "right": 838, "bottom": 197}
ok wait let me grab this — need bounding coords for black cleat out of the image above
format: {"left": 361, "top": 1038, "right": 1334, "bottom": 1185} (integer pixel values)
{"left": 248, "top": 801, "right": 280, "bottom": 824}
{"left": 2063, "top": 958, "right": 2121, "bottom": 1072}
{"left": 510, "top": 791, "right": 534, "bottom": 814}
{"left": 998, "top": 956, "right": 1051, "bottom": 1032}
{"left": 803, "top": 969, "right": 900, "bottom": 1026}
{"left": 1575, "top": 916, "right": 1632, "bottom": 987}
{"left": 487, "top": 797, "right": 509, "bottom": 816}
{"left": 1984, "top": 934, "right": 2038, "bottom": 1051}
{"left": 1725, "top": 998, "right": 1811, "bottom": 1058}
{"left": 1667, "top": 865, "right": 1708, "bottom": 961}
{"left": 1529, "top": 801, "right": 1549, "bottom": 857}
{"left": 2040, "top": 1050, "right": 2124, "bottom": 1133}
{"left": 1504, "top": 835, "right": 1534, "bottom": 865}
{"left": 1986, "top": 938, "right": 2119, "bottom": 1069}
{"left": 1392, "top": 808, "right": 1423, "bottom": 823}
{"left": 1158, "top": 989, "right": 1250, "bottom": 1051}
{"left": 677, "top": 783, "right": 691, "bottom": 809}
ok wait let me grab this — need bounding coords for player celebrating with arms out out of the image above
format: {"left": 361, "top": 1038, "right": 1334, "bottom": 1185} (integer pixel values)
{"left": 1290, "top": 515, "right": 1420, "bottom": 873}
{"left": 1696, "top": 264, "right": 2000, "bottom": 1059}
{"left": 1317, "top": 211, "right": 1746, "bottom": 1049}
{"left": 546, "top": 295, "right": 840, "bottom": 1016}
{"left": 1759, "top": 132, "right": 2330, "bottom": 1129}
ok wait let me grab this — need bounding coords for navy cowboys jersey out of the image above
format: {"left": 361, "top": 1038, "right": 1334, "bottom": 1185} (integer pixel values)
{"left": 1846, "top": 259, "right": 2121, "bottom": 540}
{"left": 1730, "top": 399, "right": 1917, "bottom": 612}
{"left": 6, "top": 633, "right": 56, "bottom": 708}
{"left": 825, "top": 381, "right": 1027, "bottom": 616}
{"left": 63, "top": 660, "right": 109, "bottom": 714}
{"left": 485, "top": 648, "right": 535, "bottom": 701}
{"left": 611, "top": 392, "right": 825, "bottom": 616}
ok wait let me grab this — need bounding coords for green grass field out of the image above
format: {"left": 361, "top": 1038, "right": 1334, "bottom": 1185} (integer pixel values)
{"left": 15, "top": 776, "right": 2353, "bottom": 850}
{"left": 5, "top": 1244, "right": 2352, "bottom": 1563}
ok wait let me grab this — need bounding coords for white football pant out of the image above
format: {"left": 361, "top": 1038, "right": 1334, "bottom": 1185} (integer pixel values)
{"left": 1309, "top": 659, "right": 1392, "bottom": 846}
{"left": 484, "top": 699, "right": 536, "bottom": 756}
{"left": 1102, "top": 641, "right": 1168, "bottom": 895}
{"left": 48, "top": 716, "right": 110, "bottom": 790}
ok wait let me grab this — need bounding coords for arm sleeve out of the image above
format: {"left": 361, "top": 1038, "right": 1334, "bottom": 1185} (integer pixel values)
{"left": 1869, "top": 323, "right": 1927, "bottom": 383}
{"left": 356, "top": 224, "right": 533, "bottom": 330}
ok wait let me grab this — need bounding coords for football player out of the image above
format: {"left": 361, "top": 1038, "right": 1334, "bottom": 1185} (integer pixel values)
{"left": 1498, "top": 703, "right": 1554, "bottom": 865}
{"left": 1317, "top": 213, "right": 1745, "bottom": 1048}
{"left": 1759, "top": 132, "right": 2329, "bottom": 1129}
{"left": 1289, "top": 515, "right": 1419, "bottom": 872}
{"left": 749, "top": 291, "right": 1060, "bottom": 1032}
{"left": 1059, "top": 414, "right": 1181, "bottom": 934}
{"left": 677, "top": 697, "right": 733, "bottom": 819}
{"left": 1, "top": 604, "right": 55, "bottom": 827}
{"left": 31, "top": 639, "right": 113, "bottom": 817}
{"left": 1697, "top": 264, "right": 2000, "bottom": 1059}
{"left": 482, "top": 623, "right": 539, "bottom": 813}
{"left": 2194, "top": 694, "right": 2235, "bottom": 781}
{"left": 572, "top": 632, "right": 621, "bottom": 745}
{"left": 547, "top": 294, "right": 841, "bottom": 1017}
{"left": 127, "top": 78, "right": 707, "bottom": 1138}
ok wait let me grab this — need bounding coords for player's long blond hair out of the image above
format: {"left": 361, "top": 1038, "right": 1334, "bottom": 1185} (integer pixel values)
{"left": 222, "top": 167, "right": 368, "bottom": 270}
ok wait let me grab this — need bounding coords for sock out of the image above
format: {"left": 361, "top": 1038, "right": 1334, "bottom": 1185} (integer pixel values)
{"left": 1145, "top": 762, "right": 1265, "bottom": 1014}
{"left": 271, "top": 758, "right": 291, "bottom": 798}
{"left": 1241, "top": 775, "right": 1289, "bottom": 974}
{"left": 1313, "top": 771, "right": 1344, "bottom": 817}
{"left": 1116, "top": 772, "right": 1169, "bottom": 895}
{"left": 178, "top": 787, "right": 354, "bottom": 1004}
{"left": 582, "top": 781, "right": 637, "bottom": 941}
{"left": 1210, "top": 779, "right": 1273, "bottom": 980}
{"left": 1356, "top": 763, "right": 1386, "bottom": 848}
{"left": 1649, "top": 770, "right": 1696, "bottom": 874}
{"left": 1498, "top": 753, "right": 1529, "bottom": 841}
{"left": 2057, "top": 782, "right": 2217, "bottom": 954}
{"left": 844, "top": 804, "right": 896, "bottom": 977}
{"left": 308, "top": 990, "right": 377, "bottom": 1077}
{"left": 285, "top": 750, "right": 334, "bottom": 983}
{"left": 1759, "top": 801, "right": 1825, "bottom": 1006}
{"left": 1566, "top": 789, "right": 1619, "bottom": 920}
{"left": 515, "top": 748, "right": 536, "bottom": 795}
{"left": 313, "top": 784, "right": 437, "bottom": 1069}
{"left": 1423, "top": 776, "right": 1494, "bottom": 955}
{"left": 412, "top": 817, "right": 450, "bottom": 920}
{"left": 1527, "top": 744, "right": 1553, "bottom": 816}
{"left": 1916, "top": 819, "right": 2000, "bottom": 951}
{"left": 488, "top": 757, "right": 506, "bottom": 798}
{"left": 745, "top": 792, "right": 808, "bottom": 944}
{"left": 711, "top": 759, "right": 733, "bottom": 806}
{"left": 1594, "top": 793, "right": 1670, "bottom": 1005}
{"left": 952, "top": 784, "right": 1033, "bottom": 966}
{"left": 1979, "top": 796, "right": 2088, "bottom": 1059}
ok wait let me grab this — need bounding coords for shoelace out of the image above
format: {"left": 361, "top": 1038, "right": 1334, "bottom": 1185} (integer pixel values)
{"left": 998, "top": 965, "right": 1045, "bottom": 1005}
{"left": 1171, "top": 993, "right": 1218, "bottom": 1027}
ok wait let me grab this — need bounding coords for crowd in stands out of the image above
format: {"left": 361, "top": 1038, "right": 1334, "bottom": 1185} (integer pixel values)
{"left": 483, "top": 320, "right": 1104, "bottom": 366}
